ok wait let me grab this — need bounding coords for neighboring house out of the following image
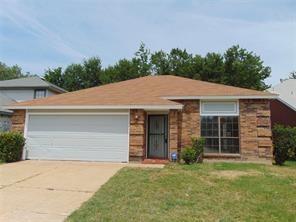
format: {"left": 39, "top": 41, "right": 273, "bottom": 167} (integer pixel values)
{"left": 0, "top": 94, "right": 14, "bottom": 131}
{"left": 8, "top": 75, "right": 276, "bottom": 162}
{"left": 268, "top": 79, "right": 296, "bottom": 127}
{"left": 0, "top": 76, "right": 66, "bottom": 131}
{"left": 0, "top": 76, "right": 66, "bottom": 102}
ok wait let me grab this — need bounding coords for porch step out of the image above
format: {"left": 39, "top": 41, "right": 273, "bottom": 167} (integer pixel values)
{"left": 142, "top": 159, "right": 169, "bottom": 164}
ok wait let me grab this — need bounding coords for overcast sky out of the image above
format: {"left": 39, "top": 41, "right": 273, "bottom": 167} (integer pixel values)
{"left": 0, "top": 0, "right": 295, "bottom": 86}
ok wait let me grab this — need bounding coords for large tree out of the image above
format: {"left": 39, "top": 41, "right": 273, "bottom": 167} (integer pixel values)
{"left": 44, "top": 57, "right": 103, "bottom": 91}
{"left": 0, "top": 62, "right": 32, "bottom": 81}
{"left": 222, "top": 45, "right": 271, "bottom": 90}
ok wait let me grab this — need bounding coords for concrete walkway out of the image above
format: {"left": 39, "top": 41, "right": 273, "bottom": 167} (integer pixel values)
{"left": 0, "top": 160, "right": 125, "bottom": 222}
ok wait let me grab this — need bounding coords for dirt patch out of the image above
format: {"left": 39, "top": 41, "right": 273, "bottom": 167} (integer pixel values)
{"left": 211, "top": 170, "right": 261, "bottom": 179}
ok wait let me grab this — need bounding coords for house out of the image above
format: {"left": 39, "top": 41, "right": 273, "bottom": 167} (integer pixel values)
{"left": 268, "top": 79, "right": 296, "bottom": 127}
{"left": 7, "top": 75, "right": 277, "bottom": 162}
{"left": 0, "top": 94, "right": 14, "bottom": 131}
{"left": 0, "top": 76, "right": 66, "bottom": 131}
{"left": 0, "top": 76, "right": 66, "bottom": 102}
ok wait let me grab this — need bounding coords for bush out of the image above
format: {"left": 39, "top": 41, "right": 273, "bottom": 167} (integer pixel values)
{"left": 272, "top": 125, "right": 296, "bottom": 165}
{"left": 0, "top": 132, "right": 25, "bottom": 162}
{"left": 181, "top": 147, "right": 196, "bottom": 164}
{"left": 191, "top": 137, "right": 205, "bottom": 163}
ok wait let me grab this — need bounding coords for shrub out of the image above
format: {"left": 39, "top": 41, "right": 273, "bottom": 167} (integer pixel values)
{"left": 181, "top": 147, "right": 196, "bottom": 164}
{"left": 191, "top": 137, "right": 205, "bottom": 163}
{"left": 0, "top": 132, "right": 25, "bottom": 163}
{"left": 272, "top": 125, "right": 296, "bottom": 165}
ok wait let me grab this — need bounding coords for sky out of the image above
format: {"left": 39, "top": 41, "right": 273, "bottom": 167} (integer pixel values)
{"left": 0, "top": 0, "right": 295, "bottom": 86}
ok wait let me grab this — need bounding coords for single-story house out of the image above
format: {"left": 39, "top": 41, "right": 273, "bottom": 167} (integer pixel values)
{"left": 7, "top": 75, "right": 277, "bottom": 162}
{"left": 268, "top": 79, "right": 296, "bottom": 127}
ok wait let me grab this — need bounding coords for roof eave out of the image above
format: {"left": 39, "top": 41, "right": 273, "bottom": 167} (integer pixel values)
{"left": 5, "top": 104, "right": 184, "bottom": 110}
{"left": 162, "top": 95, "right": 278, "bottom": 100}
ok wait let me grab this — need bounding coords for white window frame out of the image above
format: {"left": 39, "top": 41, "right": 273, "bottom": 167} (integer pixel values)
{"left": 200, "top": 100, "right": 239, "bottom": 116}
{"left": 34, "top": 89, "right": 47, "bottom": 99}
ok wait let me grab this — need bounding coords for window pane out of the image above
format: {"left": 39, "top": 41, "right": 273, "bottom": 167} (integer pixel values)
{"left": 201, "top": 116, "right": 218, "bottom": 137}
{"left": 221, "top": 138, "right": 239, "bottom": 154}
{"left": 34, "top": 89, "right": 46, "bottom": 99}
{"left": 220, "top": 116, "right": 239, "bottom": 138}
{"left": 204, "top": 138, "right": 219, "bottom": 153}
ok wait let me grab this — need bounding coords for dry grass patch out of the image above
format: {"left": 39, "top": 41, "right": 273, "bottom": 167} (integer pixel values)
{"left": 211, "top": 170, "right": 262, "bottom": 179}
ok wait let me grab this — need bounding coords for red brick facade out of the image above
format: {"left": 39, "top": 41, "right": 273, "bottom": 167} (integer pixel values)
{"left": 239, "top": 99, "right": 273, "bottom": 160}
{"left": 129, "top": 109, "right": 146, "bottom": 160}
{"left": 11, "top": 100, "right": 273, "bottom": 162}
{"left": 11, "top": 110, "right": 26, "bottom": 133}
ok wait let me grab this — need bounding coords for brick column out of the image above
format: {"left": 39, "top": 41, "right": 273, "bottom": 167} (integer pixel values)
{"left": 239, "top": 99, "right": 272, "bottom": 160}
{"left": 169, "top": 110, "right": 178, "bottom": 158}
{"left": 129, "top": 109, "right": 146, "bottom": 160}
{"left": 179, "top": 100, "right": 200, "bottom": 148}
{"left": 11, "top": 110, "right": 26, "bottom": 133}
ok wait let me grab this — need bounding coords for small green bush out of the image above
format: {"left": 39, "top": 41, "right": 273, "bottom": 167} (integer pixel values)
{"left": 191, "top": 137, "right": 205, "bottom": 163}
{"left": 272, "top": 125, "right": 296, "bottom": 165}
{"left": 0, "top": 132, "right": 25, "bottom": 162}
{"left": 181, "top": 147, "right": 197, "bottom": 164}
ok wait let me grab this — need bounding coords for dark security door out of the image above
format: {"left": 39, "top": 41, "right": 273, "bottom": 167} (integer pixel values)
{"left": 148, "top": 115, "right": 168, "bottom": 159}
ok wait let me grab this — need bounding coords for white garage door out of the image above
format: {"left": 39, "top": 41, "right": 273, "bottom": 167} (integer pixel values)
{"left": 26, "top": 114, "right": 129, "bottom": 162}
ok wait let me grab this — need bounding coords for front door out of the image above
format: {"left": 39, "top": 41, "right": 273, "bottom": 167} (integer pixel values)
{"left": 148, "top": 115, "right": 168, "bottom": 159}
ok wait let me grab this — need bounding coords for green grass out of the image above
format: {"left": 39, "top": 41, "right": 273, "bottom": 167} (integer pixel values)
{"left": 67, "top": 161, "right": 296, "bottom": 222}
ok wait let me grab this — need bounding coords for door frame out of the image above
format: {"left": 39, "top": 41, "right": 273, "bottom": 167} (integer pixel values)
{"left": 147, "top": 114, "right": 169, "bottom": 159}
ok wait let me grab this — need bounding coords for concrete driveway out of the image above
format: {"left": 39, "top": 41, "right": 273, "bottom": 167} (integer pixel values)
{"left": 0, "top": 160, "right": 124, "bottom": 222}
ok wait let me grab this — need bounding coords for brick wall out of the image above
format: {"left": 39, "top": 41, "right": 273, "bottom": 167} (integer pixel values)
{"left": 169, "top": 110, "right": 179, "bottom": 157}
{"left": 129, "top": 109, "right": 146, "bottom": 160}
{"left": 11, "top": 110, "right": 26, "bottom": 133}
{"left": 239, "top": 99, "right": 273, "bottom": 160}
{"left": 177, "top": 100, "right": 200, "bottom": 148}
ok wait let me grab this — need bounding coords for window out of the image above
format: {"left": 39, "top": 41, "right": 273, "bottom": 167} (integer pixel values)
{"left": 34, "top": 89, "right": 46, "bottom": 99}
{"left": 201, "top": 101, "right": 238, "bottom": 116}
{"left": 201, "top": 116, "right": 239, "bottom": 154}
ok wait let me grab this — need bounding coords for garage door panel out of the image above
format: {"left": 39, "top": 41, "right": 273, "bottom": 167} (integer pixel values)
{"left": 26, "top": 114, "right": 129, "bottom": 162}
{"left": 28, "top": 115, "right": 128, "bottom": 133}
{"left": 27, "top": 147, "right": 127, "bottom": 162}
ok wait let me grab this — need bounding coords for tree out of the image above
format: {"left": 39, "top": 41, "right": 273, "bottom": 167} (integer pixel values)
{"left": 44, "top": 67, "right": 64, "bottom": 88}
{"left": 223, "top": 45, "right": 271, "bottom": 90}
{"left": 133, "top": 42, "right": 152, "bottom": 76}
{"left": 199, "top": 53, "right": 224, "bottom": 83}
{"left": 289, "top": 71, "right": 296, "bottom": 79}
{"left": 151, "top": 50, "right": 170, "bottom": 74}
{"left": 43, "top": 57, "right": 103, "bottom": 91}
{"left": 101, "top": 59, "right": 141, "bottom": 84}
{"left": 0, "top": 62, "right": 31, "bottom": 80}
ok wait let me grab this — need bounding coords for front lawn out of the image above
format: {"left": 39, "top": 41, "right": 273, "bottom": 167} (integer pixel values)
{"left": 67, "top": 161, "right": 296, "bottom": 222}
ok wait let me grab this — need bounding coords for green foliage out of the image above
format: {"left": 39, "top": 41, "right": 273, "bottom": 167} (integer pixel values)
{"left": 222, "top": 45, "right": 271, "bottom": 90}
{"left": 150, "top": 44, "right": 270, "bottom": 90}
{"left": 289, "top": 71, "right": 296, "bottom": 79}
{"left": 0, "top": 132, "right": 25, "bottom": 163}
{"left": 272, "top": 125, "right": 296, "bottom": 165}
{"left": 191, "top": 137, "right": 205, "bottom": 163}
{"left": 181, "top": 147, "right": 196, "bottom": 164}
{"left": 0, "top": 62, "right": 34, "bottom": 80}
{"left": 44, "top": 57, "right": 103, "bottom": 91}
{"left": 42, "top": 43, "right": 271, "bottom": 91}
